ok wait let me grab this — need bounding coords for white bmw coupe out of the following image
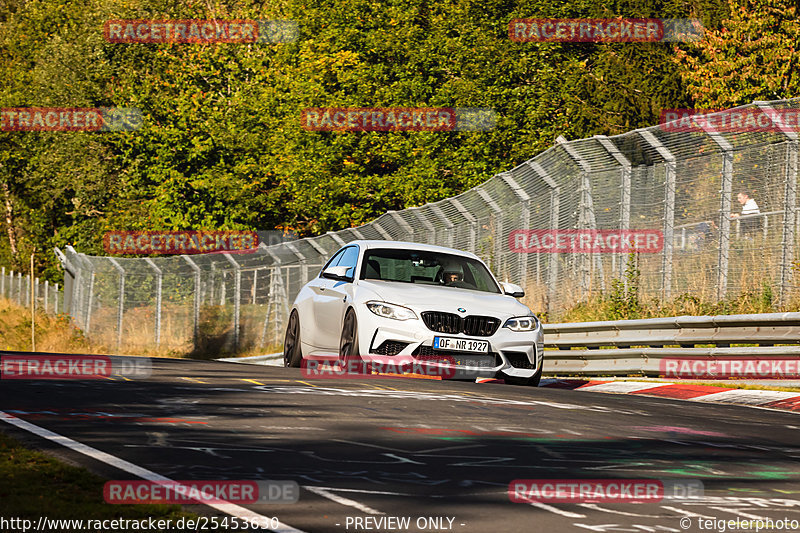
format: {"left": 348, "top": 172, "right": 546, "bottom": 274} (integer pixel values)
{"left": 283, "top": 240, "right": 544, "bottom": 386}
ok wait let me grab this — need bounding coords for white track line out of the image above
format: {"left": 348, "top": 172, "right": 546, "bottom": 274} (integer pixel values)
{"left": 0, "top": 411, "right": 305, "bottom": 533}
{"left": 304, "top": 486, "right": 385, "bottom": 514}
{"left": 527, "top": 501, "right": 586, "bottom": 518}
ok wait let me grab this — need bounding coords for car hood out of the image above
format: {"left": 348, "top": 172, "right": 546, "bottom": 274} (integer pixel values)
{"left": 357, "top": 280, "right": 533, "bottom": 319}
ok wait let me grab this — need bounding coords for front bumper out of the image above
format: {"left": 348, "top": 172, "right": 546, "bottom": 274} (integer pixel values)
{"left": 360, "top": 314, "right": 544, "bottom": 379}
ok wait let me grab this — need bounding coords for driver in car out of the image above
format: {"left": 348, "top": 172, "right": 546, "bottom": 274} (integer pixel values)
{"left": 443, "top": 271, "right": 463, "bottom": 285}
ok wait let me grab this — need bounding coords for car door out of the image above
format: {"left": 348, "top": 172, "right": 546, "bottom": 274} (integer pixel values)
{"left": 315, "top": 245, "right": 360, "bottom": 352}
{"left": 304, "top": 247, "right": 347, "bottom": 349}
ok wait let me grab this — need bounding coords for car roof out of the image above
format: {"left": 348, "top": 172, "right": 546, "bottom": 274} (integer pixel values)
{"left": 343, "top": 240, "right": 481, "bottom": 260}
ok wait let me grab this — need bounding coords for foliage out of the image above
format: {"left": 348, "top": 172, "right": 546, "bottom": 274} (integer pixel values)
{"left": 1, "top": 0, "right": 729, "bottom": 280}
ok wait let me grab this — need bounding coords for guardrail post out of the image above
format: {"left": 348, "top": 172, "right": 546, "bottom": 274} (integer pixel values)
{"left": 756, "top": 102, "right": 798, "bottom": 306}
{"left": 639, "top": 130, "right": 676, "bottom": 300}
{"left": 223, "top": 253, "right": 241, "bottom": 351}
{"left": 108, "top": 258, "right": 126, "bottom": 350}
{"left": 144, "top": 258, "right": 162, "bottom": 347}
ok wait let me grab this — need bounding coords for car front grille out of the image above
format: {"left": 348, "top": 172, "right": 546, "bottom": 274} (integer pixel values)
{"left": 370, "top": 341, "right": 409, "bottom": 356}
{"left": 421, "top": 312, "right": 501, "bottom": 336}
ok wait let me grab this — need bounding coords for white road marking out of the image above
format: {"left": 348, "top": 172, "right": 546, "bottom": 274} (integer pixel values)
{"left": 578, "top": 503, "right": 660, "bottom": 518}
{"left": 528, "top": 501, "right": 586, "bottom": 518}
{"left": 708, "top": 506, "right": 769, "bottom": 520}
{"left": 661, "top": 505, "right": 715, "bottom": 519}
{"left": 0, "top": 411, "right": 305, "bottom": 533}
{"left": 304, "top": 486, "right": 384, "bottom": 515}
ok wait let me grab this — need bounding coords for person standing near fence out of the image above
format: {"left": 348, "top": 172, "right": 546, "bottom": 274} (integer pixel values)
{"left": 730, "top": 191, "right": 761, "bottom": 238}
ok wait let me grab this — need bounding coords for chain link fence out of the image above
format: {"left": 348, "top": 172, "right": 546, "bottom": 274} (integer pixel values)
{"left": 51, "top": 98, "right": 800, "bottom": 354}
{"left": 0, "top": 266, "right": 64, "bottom": 314}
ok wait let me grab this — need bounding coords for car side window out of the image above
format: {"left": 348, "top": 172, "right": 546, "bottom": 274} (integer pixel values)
{"left": 335, "top": 246, "right": 360, "bottom": 279}
{"left": 319, "top": 248, "right": 347, "bottom": 278}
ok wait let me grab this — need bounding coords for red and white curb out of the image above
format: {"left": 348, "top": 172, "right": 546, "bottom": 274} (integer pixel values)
{"left": 478, "top": 378, "right": 800, "bottom": 413}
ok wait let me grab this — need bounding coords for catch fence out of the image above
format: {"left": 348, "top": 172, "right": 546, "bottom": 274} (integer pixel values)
{"left": 52, "top": 98, "right": 800, "bottom": 353}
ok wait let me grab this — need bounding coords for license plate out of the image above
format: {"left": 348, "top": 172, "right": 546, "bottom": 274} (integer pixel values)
{"left": 433, "top": 336, "right": 489, "bottom": 353}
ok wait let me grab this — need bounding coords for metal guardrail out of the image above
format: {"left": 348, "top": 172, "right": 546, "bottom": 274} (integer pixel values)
{"left": 542, "top": 313, "right": 800, "bottom": 376}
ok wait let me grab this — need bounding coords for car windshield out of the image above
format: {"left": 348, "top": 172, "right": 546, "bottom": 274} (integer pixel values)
{"left": 360, "top": 248, "right": 501, "bottom": 294}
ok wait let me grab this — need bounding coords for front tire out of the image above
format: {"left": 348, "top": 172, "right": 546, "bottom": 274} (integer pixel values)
{"left": 284, "top": 310, "right": 303, "bottom": 368}
{"left": 339, "top": 308, "right": 361, "bottom": 363}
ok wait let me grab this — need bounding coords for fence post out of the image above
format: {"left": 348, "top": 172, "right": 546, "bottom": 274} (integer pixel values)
{"left": 449, "top": 198, "right": 478, "bottom": 253}
{"left": 182, "top": 256, "right": 201, "bottom": 350}
{"left": 429, "top": 204, "right": 455, "bottom": 248}
{"left": 54, "top": 283, "right": 59, "bottom": 314}
{"left": 144, "top": 258, "right": 162, "bottom": 347}
{"left": 408, "top": 207, "right": 437, "bottom": 245}
{"left": 108, "top": 258, "right": 126, "bottom": 350}
{"left": 557, "top": 136, "right": 603, "bottom": 296}
{"left": 388, "top": 210, "right": 415, "bottom": 242}
{"left": 595, "top": 135, "right": 632, "bottom": 280}
{"left": 1, "top": 266, "right": 5, "bottom": 298}
{"left": 84, "top": 257, "right": 95, "bottom": 334}
{"left": 755, "top": 102, "right": 799, "bottom": 306}
{"left": 640, "top": 130, "right": 676, "bottom": 300}
{"left": 223, "top": 253, "right": 241, "bottom": 351}
{"left": 476, "top": 188, "right": 503, "bottom": 274}
{"left": 17, "top": 271, "right": 22, "bottom": 305}
{"left": 44, "top": 280, "right": 49, "bottom": 313}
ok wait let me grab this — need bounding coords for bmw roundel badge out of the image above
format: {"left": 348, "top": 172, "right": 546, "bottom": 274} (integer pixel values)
{"left": 457, "top": 307, "right": 467, "bottom": 313}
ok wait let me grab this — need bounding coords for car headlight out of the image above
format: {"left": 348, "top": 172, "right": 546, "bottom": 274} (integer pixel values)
{"left": 503, "top": 315, "right": 539, "bottom": 332}
{"left": 366, "top": 301, "right": 418, "bottom": 321}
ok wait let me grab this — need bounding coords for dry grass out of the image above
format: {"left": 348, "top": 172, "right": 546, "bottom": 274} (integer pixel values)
{"left": 0, "top": 297, "right": 281, "bottom": 359}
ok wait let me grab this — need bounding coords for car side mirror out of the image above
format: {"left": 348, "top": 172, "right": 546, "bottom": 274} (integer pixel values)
{"left": 321, "top": 265, "right": 352, "bottom": 282}
{"left": 500, "top": 282, "right": 525, "bottom": 298}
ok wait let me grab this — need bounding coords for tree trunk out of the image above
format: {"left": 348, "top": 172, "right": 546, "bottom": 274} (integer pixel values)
{"left": 1, "top": 180, "right": 19, "bottom": 262}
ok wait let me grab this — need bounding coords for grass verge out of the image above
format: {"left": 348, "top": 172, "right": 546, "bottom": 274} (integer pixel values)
{"left": 0, "top": 431, "right": 194, "bottom": 521}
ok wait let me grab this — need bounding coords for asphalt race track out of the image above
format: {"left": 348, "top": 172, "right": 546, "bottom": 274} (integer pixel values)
{"left": 2, "top": 356, "right": 800, "bottom": 532}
